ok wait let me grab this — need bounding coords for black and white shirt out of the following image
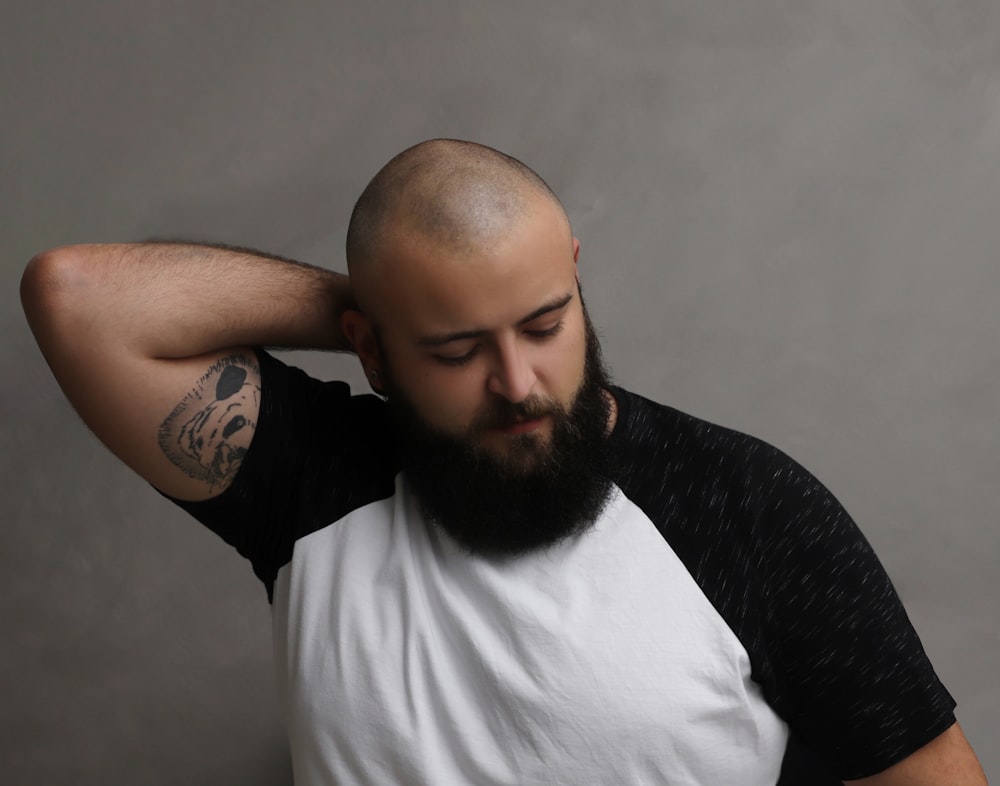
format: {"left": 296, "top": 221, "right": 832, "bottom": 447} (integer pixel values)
{"left": 169, "top": 349, "right": 956, "bottom": 785}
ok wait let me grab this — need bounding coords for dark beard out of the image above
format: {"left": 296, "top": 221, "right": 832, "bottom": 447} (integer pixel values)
{"left": 382, "top": 314, "right": 615, "bottom": 559}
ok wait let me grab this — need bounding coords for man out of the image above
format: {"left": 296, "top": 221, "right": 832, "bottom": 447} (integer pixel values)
{"left": 22, "top": 139, "right": 986, "bottom": 785}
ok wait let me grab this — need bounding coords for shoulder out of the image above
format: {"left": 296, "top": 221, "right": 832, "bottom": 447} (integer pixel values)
{"left": 164, "top": 350, "right": 399, "bottom": 595}
{"left": 254, "top": 348, "right": 389, "bottom": 445}
{"left": 608, "top": 386, "right": 801, "bottom": 511}
{"left": 608, "top": 386, "right": 871, "bottom": 575}
{"left": 609, "top": 388, "right": 957, "bottom": 781}
{"left": 612, "top": 386, "right": 784, "bottom": 459}
{"left": 246, "top": 348, "right": 397, "bottom": 487}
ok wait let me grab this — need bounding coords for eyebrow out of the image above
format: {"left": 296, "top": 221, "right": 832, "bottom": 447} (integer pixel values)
{"left": 416, "top": 292, "right": 575, "bottom": 347}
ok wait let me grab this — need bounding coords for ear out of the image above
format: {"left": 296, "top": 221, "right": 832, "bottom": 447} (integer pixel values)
{"left": 572, "top": 237, "right": 581, "bottom": 284}
{"left": 341, "top": 309, "right": 384, "bottom": 393}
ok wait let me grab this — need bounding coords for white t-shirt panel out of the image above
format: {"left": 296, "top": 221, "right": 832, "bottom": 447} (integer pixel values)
{"left": 271, "top": 476, "right": 788, "bottom": 786}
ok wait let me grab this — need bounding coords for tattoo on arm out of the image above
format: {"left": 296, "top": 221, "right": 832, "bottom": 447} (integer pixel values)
{"left": 158, "top": 354, "right": 261, "bottom": 491}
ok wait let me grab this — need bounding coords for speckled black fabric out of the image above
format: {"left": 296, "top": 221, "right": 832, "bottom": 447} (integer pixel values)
{"left": 608, "top": 386, "right": 956, "bottom": 781}
{"left": 166, "top": 351, "right": 956, "bottom": 782}
{"left": 165, "top": 349, "right": 399, "bottom": 598}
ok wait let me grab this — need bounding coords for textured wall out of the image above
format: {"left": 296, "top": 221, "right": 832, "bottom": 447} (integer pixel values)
{"left": 3, "top": 2, "right": 997, "bottom": 782}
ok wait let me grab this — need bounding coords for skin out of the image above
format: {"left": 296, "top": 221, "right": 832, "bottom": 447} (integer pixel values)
{"left": 844, "top": 723, "right": 987, "bottom": 785}
{"left": 20, "top": 243, "right": 344, "bottom": 502}
{"left": 343, "top": 191, "right": 608, "bottom": 460}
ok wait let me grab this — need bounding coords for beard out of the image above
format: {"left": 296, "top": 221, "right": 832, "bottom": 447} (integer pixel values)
{"left": 381, "top": 311, "right": 616, "bottom": 559}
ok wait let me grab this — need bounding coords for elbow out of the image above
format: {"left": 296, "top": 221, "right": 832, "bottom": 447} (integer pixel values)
{"left": 21, "top": 245, "right": 94, "bottom": 312}
{"left": 21, "top": 245, "right": 98, "bottom": 339}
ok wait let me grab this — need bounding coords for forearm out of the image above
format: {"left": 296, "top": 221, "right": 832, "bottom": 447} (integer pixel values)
{"left": 22, "top": 242, "right": 354, "bottom": 361}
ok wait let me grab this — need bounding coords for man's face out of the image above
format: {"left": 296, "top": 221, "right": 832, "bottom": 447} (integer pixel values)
{"left": 369, "top": 193, "right": 591, "bottom": 466}
{"left": 364, "top": 194, "right": 616, "bottom": 556}
{"left": 381, "top": 310, "right": 614, "bottom": 558}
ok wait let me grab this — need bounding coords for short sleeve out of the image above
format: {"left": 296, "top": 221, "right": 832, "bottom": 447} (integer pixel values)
{"left": 753, "top": 447, "right": 957, "bottom": 780}
{"left": 161, "top": 348, "right": 396, "bottom": 600}
{"left": 607, "top": 390, "right": 957, "bottom": 781}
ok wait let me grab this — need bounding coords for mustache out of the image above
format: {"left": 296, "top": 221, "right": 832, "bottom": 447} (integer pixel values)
{"left": 472, "top": 396, "right": 563, "bottom": 430}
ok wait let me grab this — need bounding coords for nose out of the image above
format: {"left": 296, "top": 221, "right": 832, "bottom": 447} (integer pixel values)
{"left": 486, "top": 337, "right": 537, "bottom": 403}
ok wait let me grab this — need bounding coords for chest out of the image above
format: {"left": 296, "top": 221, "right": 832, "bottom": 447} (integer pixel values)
{"left": 272, "top": 485, "right": 787, "bottom": 785}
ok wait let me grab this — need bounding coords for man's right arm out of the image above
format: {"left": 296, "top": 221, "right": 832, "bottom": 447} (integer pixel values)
{"left": 20, "top": 242, "right": 354, "bottom": 501}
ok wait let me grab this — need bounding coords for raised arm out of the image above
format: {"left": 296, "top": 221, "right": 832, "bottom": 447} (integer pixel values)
{"left": 21, "top": 242, "right": 354, "bottom": 501}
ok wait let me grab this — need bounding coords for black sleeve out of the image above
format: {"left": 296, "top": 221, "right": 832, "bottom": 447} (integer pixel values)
{"left": 752, "top": 445, "right": 957, "bottom": 780}
{"left": 609, "top": 391, "right": 957, "bottom": 781}
{"left": 160, "top": 348, "right": 396, "bottom": 601}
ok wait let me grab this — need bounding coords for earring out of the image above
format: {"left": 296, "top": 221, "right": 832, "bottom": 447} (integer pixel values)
{"left": 370, "top": 370, "right": 380, "bottom": 380}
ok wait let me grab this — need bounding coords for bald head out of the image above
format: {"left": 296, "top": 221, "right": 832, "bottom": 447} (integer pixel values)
{"left": 346, "top": 139, "right": 568, "bottom": 309}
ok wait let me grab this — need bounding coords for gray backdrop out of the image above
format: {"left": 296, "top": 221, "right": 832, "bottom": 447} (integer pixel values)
{"left": 3, "top": 2, "right": 997, "bottom": 783}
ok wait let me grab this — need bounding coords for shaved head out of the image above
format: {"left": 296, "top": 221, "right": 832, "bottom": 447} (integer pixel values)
{"left": 338, "top": 139, "right": 613, "bottom": 556}
{"left": 346, "top": 139, "right": 569, "bottom": 313}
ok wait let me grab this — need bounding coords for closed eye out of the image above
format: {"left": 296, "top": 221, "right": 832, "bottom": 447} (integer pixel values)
{"left": 525, "top": 320, "right": 564, "bottom": 340}
{"left": 433, "top": 319, "right": 564, "bottom": 366}
{"left": 434, "top": 346, "right": 480, "bottom": 366}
